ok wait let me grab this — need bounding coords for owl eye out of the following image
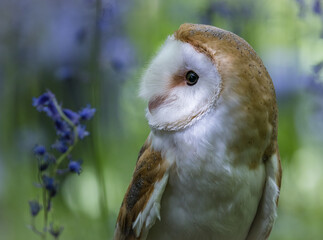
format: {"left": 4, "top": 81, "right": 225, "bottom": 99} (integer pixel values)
{"left": 185, "top": 71, "right": 199, "bottom": 86}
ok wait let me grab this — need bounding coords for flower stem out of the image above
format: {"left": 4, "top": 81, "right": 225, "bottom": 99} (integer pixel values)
{"left": 53, "top": 138, "right": 77, "bottom": 173}
{"left": 42, "top": 187, "right": 48, "bottom": 240}
{"left": 51, "top": 96, "right": 75, "bottom": 128}
{"left": 51, "top": 95, "right": 79, "bottom": 173}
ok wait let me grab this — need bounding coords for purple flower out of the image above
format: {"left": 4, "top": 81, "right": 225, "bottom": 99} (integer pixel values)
{"left": 68, "top": 160, "right": 82, "bottom": 175}
{"left": 42, "top": 175, "right": 57, "bottom": 197}
{"left": 313, "top": 0, "right": 322, "bottom": 15}
{"left": 52, "top": 140, "right": 68, "bottom": 153}
{"left": 39, "top": 162, "right": 49, "bottom": 171}
{"left": 313, "top": 61, "right": 323, "bottom": 74}
{"left": 54, "top": 119, "right": 71, "bottom": 136}
{"left": 77, "top": 125, "right": 89, "bottom": 139}
{"left": 49, "top": 223, "right": 64, "bottom": 239}
{"left": 32, "top": 93, "right": 50, "bottom": 109}
{"left": 32, "top": 91, "right": 55, "bottom": 111}
{"left": 30, "top": 89, "right": 97, "bottom": 238}
{"left": 63, "top": 109, "right": 80, "bottom": 125}
{"left": 79, "top": 105, "right": 96, "bottom": 120}
{"left": 38, "top": 153, "right": 56, "bottom": 171}
{"left": 103, "top": 37, "right": 136, "bottom": 72}
{"left": 55, "top": 66, "right": 76, "bottom": 81}
{"left": 43, "top": 101, "right": 60, "bottom": 120}
{"left": 29, "top": 200, "right": 42, "bottom": 217}
{"left": 33, "top": 145, "right": 46, "bottom": 156}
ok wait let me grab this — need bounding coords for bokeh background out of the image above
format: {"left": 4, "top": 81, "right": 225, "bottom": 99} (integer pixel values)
{"left": 0, "top": 0, "right": 323, "bottom": 239}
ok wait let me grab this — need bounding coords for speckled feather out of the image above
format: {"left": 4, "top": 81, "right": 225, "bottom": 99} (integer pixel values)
{"left": 174, "top": 23, "right": 278, "bottom": 160}
{"left": 114, "top": 140, "right": 169, "bottom": 240}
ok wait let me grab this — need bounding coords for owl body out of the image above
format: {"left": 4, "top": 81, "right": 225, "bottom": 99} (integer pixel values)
{"left": 114, "top": 24, "right": 281, "bottom": 240}
{"left": 146, "top": 108, "right": 266, "bottom": 240}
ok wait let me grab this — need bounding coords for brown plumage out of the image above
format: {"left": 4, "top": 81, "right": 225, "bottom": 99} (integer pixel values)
{"left": 175, "top": 23, "right": 278, "bottom": 160}
{"left": 114, "top": 140, "right": 168, "bottom": 240}
{"left": 115, "top": 23, "right": 282, "bottom": 240}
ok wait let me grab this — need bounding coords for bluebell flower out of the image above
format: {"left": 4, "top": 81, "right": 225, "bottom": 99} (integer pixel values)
{"left": 313, "top": 0, "right": 322, "bottom": 15}
{"left": 44, "top": 153, "right": 57, "bottom": 164}
{"left": 77, "top": 125, "right": 89, "bottom": 139}
{"left": 29, "top": 200, "right": 42, "bottom": 217}
{"left": 33, "top": 145, "right": 46, "bottom": 156}
{"left": 32, "top": 93, "right": 50, "bottom": 110}
{"left": 42, "top": 175, "right": 57, "bottom": 197}
{"left": 68, "top": 160, "right": 82, "bottom": 175}
{"left": 75, "top": 27, "right": 87, "bottom": 44}
{"left": 43, "top": 101, "right": 60, "bottom": 120}
{"left": 38, "top": 153, "right": 56, "bottom": 171}
{"left": 313, "top": 61, "right": 323, "bottom": 74}
{"left": 55, "top": 119, "right": 71, "bottom": 136}
{"left": 49, "top": 223, "right": 64, "bottom": 239}
{"left": 79, "top": 105, "right": 96, "bottom": 120}
{"left": 55, "top": 66, "right": 76, "bottom": 81}
{"left": 52, "top": 140, "right": 68, "bottom": 153}
{"left": 103, "top": 37, "right": 136, "bottom": 72}
{"left": 63, "top": 109, "right": 80, "bottom": 125}
{"left": 39, "top": 162, "right": 49, "bottom": 171}
{"left": 32, "top": 91, "right": 55, "bottom": 111}
{"left": 62, "top": 132, "right": 74, "bottom": 145}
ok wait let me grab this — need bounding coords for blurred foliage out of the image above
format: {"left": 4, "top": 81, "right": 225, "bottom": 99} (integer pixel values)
{"left": 0, "top": 0, "right": 322, "bottom": 239}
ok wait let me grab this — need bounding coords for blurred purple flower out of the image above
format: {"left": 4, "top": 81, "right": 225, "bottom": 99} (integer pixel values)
{"left": 63, "top": 109, "right": 80, "bottom": 125}
{"left": 33, "top": 145, "right": 46, "bottom": 156}
{"left": 102, "top": 37, "right": 136, "bottom": 72}
{"left": 42, "top": 175, "right": 57, "bottom": 197}
{"left": 32, "top": 91, "right": 63, "bottom": 121}
{"left": 32, "top": 91, "right": 54, "bottom": 111}
{"left": 51, "top": 140, "right": 68, "bottom": 154}
{"left": 313, "top": 61, "right": 323, "bottom": 74}
{"left": 49, "top": 223, "right": 64, "bottom": 239}
{"left": 38, "top": 153, "right": 56, "bottom": 171}
{"left": 29, "top": 200, "right": 42, "bottom": 217}
{"left": 68, "top": 160, "right": 82, "bottom": 175}
{"left": 77, "top": 125, "right": 89, "bottom": 139}
{"left": 200, "top": 0, "right": 254, "bottom": 32}
{"left": 39, "top": 161, "right": 49, "bottom": 172}
{"left": 79, "top": 105, "right": 96, "bottom": 121}
{"left": 54, "top": 119, "right": 71, "bottom": 136}
{"left": 263, "top": 48, "right": 308, "bottom": 99}
{"left": 43, "top": 102, "right": 60, "bottom": 120}
{"left": 313, "top": 0, "right": 322, "bottom": 15}
{"left": 54, "top": 66, "right": 77, "bottom": 81}
{"left": 307, "top": 76, "right": 323, "bottom": 95}
{"left": 30, "top": 81, "right": 96, "bottom": 236}
{"left": 295, "top": 0, "right": 307, "bottom": 17}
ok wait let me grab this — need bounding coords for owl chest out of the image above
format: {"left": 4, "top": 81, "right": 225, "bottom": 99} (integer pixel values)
{"left": 148, "top": 140, "right": 266, "bottom": 240}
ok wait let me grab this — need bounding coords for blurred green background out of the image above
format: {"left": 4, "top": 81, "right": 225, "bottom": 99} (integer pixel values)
{"left": 0, "top": 0, "right": 323, "bottom": 239}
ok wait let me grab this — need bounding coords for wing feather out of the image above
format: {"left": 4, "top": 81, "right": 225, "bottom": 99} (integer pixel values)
{"left": 114, "top": 139, "right": 169, "bottom": 240}
{"left": 246, "top": 149, "right": 282, "bottom": 240}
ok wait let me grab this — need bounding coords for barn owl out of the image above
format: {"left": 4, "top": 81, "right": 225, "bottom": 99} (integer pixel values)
{"left": 114, "top": 23, "right": 282, "bottom": 240}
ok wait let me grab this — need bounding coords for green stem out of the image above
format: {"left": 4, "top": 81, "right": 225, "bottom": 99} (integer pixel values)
{"left": 42, "top": 187, "right": 48, "bottom": 240}
{"left": 52, "top": 97, "right": 75, "bottom": 127}
{"left": 51, "top": 96, "right": 79, "bottom": 174}
{"left": 29, "top": 217, "right": 44, "bottom": 237}
{"left": 29, "top": 225, "right": 44, "bottom": 238}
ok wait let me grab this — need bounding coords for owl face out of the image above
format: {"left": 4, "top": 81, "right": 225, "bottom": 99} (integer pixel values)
{"left": 140, "top": 36, "right": 222, "bottom": 131}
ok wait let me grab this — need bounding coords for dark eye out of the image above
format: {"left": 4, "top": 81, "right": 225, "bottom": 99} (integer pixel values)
{"left": 185, "top": 71, "right": 199, "bottom": 86}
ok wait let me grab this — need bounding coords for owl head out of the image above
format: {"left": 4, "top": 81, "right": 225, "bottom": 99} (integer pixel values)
{"left": 140, "top": 23, "right": 277, "bottom": 155}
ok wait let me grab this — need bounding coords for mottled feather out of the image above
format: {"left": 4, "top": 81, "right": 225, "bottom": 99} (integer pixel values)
{"left": 114, "top": 140, "right": 169, "bottom": 240}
